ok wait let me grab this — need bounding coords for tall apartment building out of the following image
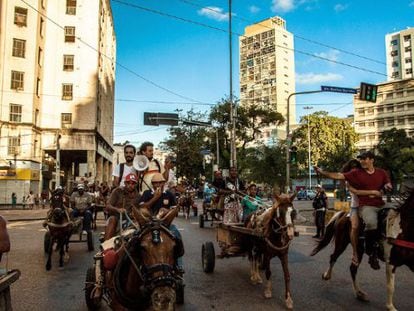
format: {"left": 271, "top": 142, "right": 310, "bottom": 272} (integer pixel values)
{"left": 0, "top": 0, "right": 116, "bottom": 203}
{"left": 354, "top": 78, "right": 414, "bottom": 151}
{"left": 239, "top": 16, "right": 295, "bottom": 144}
{"left": 386, "top": 28, "right": 414, "bottom": 81}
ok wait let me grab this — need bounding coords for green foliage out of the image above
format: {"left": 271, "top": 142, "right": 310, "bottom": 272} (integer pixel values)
{"left": 375, "top": 128, "right": 414, "bottom": 186}
{"left": 291, "top": 111, "right": 359, "bottom": 176}
{"left": 160, "top": 109, "right": 209, "bottom": 180}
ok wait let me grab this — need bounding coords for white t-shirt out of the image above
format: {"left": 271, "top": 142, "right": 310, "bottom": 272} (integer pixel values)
{"left": 140, "top": 159, "right": 165, "bottom": 193}
{"left": 112, "top": 163, "right": 137, "bottom": 187}
{"left": 164, "top": 169, "right": 176, "bottom": 192}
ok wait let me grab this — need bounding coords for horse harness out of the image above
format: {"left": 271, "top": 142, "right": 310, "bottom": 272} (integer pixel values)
{"left": 265, "top": 204, "right": 294, "bottom": 252}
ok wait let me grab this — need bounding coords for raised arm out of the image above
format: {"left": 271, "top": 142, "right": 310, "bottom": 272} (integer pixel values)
{"left": 314, "top": 166, "right": 345, "bottom": 180}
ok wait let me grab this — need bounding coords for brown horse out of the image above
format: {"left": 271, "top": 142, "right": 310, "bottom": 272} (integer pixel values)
{"left": 310, "top": 189, "right": 414, "bottom": 311}
{"left": 45, "top": 190, "right": 73, "bottom": 270}
{"left": 245, "top": 193, "right": 296, "bottom": 309}
{"left": 107, "top": 207, "right": 181, "bottom": 311}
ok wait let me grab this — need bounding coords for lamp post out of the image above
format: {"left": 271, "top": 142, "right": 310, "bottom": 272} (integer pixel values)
{"left": 303, "top": 106, "right": 313, "bottom": 189}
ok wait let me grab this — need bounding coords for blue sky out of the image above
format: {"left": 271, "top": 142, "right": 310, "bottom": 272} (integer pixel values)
{"left": 111, "top": 0, "right": 414, "bottom": 146}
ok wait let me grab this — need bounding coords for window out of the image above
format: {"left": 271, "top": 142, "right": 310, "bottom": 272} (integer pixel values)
{"left": 11, "top": 71, "right": 24, "bottom": 90}
{"left": 62, "top": 84, "right": 73, "bottom": 100}
{"left": 61, "top": 113, "right": 72, "bottom": 127}
{"left": 8, "top": 137, "right": 20, "bottom": 155}
{"left": 391, "top": 50, "right": 398, "bottom": 56}
{"left": 398, "top": 118, "right": 405, "bottom": 125}
{"left": 66, "top": 0, "right": 77, "bottom": 15}
{"left": 390, "top": 39, "right": 398, "bottom": 46}
{"left": 388, "top": 119, "right": 395, "bottom": 126}
{"left": 405, "top": 58, "right": 412, "bottom": 63}
{"left": 36, "top": 78, "right": 40, "bottom": 97}
{"left": 38, "top": 47, "right": 43, "bottom": 66}
{"left": 392, "top": 61, "right": 399, "bottom": 67}
{"left": 405, "top": 46, "right": 412, "bottom": 52}
{"left": 407, "top": 68, "right": 413, "bottom": 74}
{"left": 14, "top": 7, "right": 27, "bottom": 26}
{"left": 64, "top": 26, "right": 75, "bottom": 42}
{"left": 404, "top": 35, "right": 411, "bottom": 41}
{"left": 9, "top": 104, "right": 22, "bottom": 123}
{"left": 40, "top": 18, "right": 44, "bottom": 37}
{"left": 377, "top": 107, "right": 384, "bottom": 113}
{"left": 12, "top": 39, "right": 25, "bottom": 58}
{"left": 392, "top": 71, "right": 399, "bottom": 78}
{"left": 63, "top": 55, "right": 74, "bottom": 71}
{"left": 378, "top": 120, "right": 385, "bottom": 127}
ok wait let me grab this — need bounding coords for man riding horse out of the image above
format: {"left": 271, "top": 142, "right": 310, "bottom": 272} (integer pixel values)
{"left": 314, "top": 150, "right": 392, "bottom": 270}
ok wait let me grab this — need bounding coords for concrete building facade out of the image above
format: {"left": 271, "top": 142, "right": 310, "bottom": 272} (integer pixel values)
{"left": 239, "top": 16, "right": 296, "bottom": 145}
{"left": 354, "top": 78, "right": 414, "bottom": 151}
{"left": 0, "top": 0, "right": 116, "bottom": 204}
{"left": 386, "top": 28, "right": 414, "bottom": 81}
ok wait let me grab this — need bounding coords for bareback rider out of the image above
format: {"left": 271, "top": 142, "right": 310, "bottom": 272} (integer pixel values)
{"left": 112, "top": 144, "right": 137, "bottom": 188}
{"left": 138, "top": 142, "right": 170, "bottom": 194}
{"left": 70, "top": 184, "right": 94, "bottom": 232}
{"left": 139, "top": 173, "right": 184, "bottom": 273}
{"left": 104, "top": 173, "right": 140, "bottom": 240}
{"left": 314, "top": 150, "right": 392, "bottom": 270}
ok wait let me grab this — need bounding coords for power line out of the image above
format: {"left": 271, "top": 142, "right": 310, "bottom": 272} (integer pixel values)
{"left": 113, "top": 0, "right": 389, "bottom": 78}
{"left": 19, "top": 0, "right": 206, "bottom": 105}
{"left": 177, "top": 0, "right": 386, "bottom": 65}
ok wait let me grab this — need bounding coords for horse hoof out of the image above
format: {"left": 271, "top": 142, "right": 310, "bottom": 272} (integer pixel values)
{"left": 256, "top": 276, "right": 263, "bottom": 284}
{"left": 386, "top": 304, "right": 397, "bottom": 311}
{"left": 285, "top": 296, "right": 293, "bottom": 309}
{"left": 356, "top": 290, "right": 369, "bottom": 302}
{"left": 322, "top": 272, "right": 331, "bottom": 280}
{"left": 264, "top": 291, "right": 272, "bottom": 299}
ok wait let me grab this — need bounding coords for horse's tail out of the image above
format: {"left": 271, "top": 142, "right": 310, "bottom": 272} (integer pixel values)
{"left": 310, "top": 211, "right": 345, "bottom": 256}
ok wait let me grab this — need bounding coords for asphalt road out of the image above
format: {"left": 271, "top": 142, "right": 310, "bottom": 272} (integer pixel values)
{"left": 5, "top": 200, "right": 414, "bottom": 311}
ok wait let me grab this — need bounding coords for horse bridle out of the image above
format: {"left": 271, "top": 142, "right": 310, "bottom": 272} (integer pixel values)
{"left": 266, "top": 204, "right": 293, "bottom": 251}
{"left": 124, "top": 221, "right": 178, "bottom": 291}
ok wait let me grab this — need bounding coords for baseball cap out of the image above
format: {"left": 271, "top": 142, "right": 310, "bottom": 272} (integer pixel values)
{"left": 77, "top": 184, "right": 85, "bottom": 190}
{"left": 152, "top": 172, "right": 166, "bottom": 183}
{"left": 357, "top": 150, "right": 375, "bottom": 159}
{"left": 125, "top": 173, "right": 138, "bottom": 184}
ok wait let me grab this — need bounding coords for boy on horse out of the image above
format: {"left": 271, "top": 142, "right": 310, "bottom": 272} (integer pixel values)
{"left": 314, "top": 150, "right": 392, "bottom": 270}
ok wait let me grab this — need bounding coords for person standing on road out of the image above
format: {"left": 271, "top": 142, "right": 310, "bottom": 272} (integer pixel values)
{"left": 314, "top": 150, "right": 392, "bottom": 270}
{"left": 312, "top": 185, "right": 328, "bottom": 239}
{"left": 11, "top": 193, "right": 17, "bottom": 208}
{"left": 112, "top": 144, "right": 137, "bottom": 188}
{"left": 26, "top": 191, "right": 35, "bottom": 210}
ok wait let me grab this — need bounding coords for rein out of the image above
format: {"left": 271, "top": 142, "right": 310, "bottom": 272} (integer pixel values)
{"left": 391, "top": 239, "right": 414, "bottom": 250}
{"left": 265, "top": 237, "right": 292, "bottom": 251}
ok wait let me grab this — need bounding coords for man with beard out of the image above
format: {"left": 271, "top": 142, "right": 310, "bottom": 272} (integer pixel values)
{"left": 104, "top": 173, "right": 140, "bottom": 240}
{"left": 112, "top": 144, "right": 137, "bottom": 188}
{"left": 138, "top": 142, "right": 168, "bottom": 193}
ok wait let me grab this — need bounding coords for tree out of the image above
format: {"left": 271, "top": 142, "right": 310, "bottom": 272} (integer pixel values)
{"left": 161, "top": 109, "right": 209, "bottom": 180}
{"left": 375, "top": 128, "right": 414, "bottom": 189}
{"left": 291, "top": 111, "right": 359, "bottom": 182}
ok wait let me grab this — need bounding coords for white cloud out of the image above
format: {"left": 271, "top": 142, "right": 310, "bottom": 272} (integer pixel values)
{"left": 197, "top": 6, "right": 229, "bottom": 22}
{"left": 314, "top": 49, "right": 340, "bottom": 62}
{"left": 296, "top": 72, "right": 343, "bottom": 85}
{"left": 249, "top": 5, "right": 261, "bottom": 13}
{"left": 334, "top": 3, "right": 348, "bottom": 12}
{"left": 271, "top": 0, "right": 295, "bottom": 13}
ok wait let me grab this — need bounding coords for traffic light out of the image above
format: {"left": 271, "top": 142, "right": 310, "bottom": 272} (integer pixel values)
{"left": 359, "top": 82, "right": 378, "bottom": 103}
{"left": 290, "top": 146, "right": 297, "bottom": 165}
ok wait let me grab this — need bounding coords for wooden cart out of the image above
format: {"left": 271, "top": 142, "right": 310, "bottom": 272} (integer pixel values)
{"left": 201, "top": 223, "right": 264, "bottom": 273}
{"left": 198, "top": 194, "right": 224, "bottom": 228}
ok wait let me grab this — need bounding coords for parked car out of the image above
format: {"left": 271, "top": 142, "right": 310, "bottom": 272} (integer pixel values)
{"left": 297, "top": 189, "right": 316, "bottom": 200}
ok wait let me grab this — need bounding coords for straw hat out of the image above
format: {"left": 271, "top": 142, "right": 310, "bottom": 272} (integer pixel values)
{"left": 152, "top": 173, "right": 166, "bottom": 183}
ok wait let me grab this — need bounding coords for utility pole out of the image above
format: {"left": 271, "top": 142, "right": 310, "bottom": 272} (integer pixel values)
{"left": 228, "top": 0, "right": 236, "bottom": 168}
{"left": 303, "top": 106, "right": 313, "bottom": 189}
{"left": 56, "top": 131, "right": 61, "bottom": 188}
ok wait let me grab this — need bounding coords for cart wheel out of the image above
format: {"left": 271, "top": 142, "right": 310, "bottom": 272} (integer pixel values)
{"left": 85, "top": 266, "right": 101, "bottom": 310}
{"left": 176, "top": 279, "right": 185, "bottom": 305}
{"left": 87, "top": 231, "right": 94, "bottom": 251}
{"left": 44, "top": 231, "right": 52, "bottom": 253}
{"left": 199, "top": 215, "right": 204, "bottom": 228}
{"left": 202, "top": 242, "right": 215, "bottom": 273}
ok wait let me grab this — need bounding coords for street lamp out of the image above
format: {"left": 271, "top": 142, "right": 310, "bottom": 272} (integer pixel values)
{"left": 303, "top": 106, "right": 313, "bottom": 189}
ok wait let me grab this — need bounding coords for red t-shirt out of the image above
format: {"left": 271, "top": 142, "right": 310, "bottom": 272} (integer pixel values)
{"left": 343, "top": 168, "right": 390, "bottom": 207}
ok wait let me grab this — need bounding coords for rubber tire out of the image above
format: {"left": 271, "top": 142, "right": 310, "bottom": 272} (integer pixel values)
{"left": 202, "top": 242, "right": 215, "bottom": 273}
{"left": 44, "top": 231, "right": 52, "bottom": 253}
{"left": 176, "top": 280, "right": 185, "bottom": 305}
{"left": 85, "top": 266, "right": 101, "bottom": 310}
{"left": 87, "top": 231, "right": 94, "bottom": 251}
{"left": 199, "top": 215, "right": 204, "bottom": 228}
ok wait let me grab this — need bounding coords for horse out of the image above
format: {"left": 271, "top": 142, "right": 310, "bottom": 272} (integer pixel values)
{"left": 245, "top": 193, "right": 296, "bottom": 309}
{"left": 177, "top": 190, "right": 195, "bottom": 219}
{"left": 107, "top": 207, "right": 181, "bottom": 311}
{"left": 310, "top": 188, "right": 414, "bottom": 311}
{"left": 45, "top": 190, "right": 73, "bottom": 271}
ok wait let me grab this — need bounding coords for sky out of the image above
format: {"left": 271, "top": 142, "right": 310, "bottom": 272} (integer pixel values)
{"left": 110, "top": 0, "right": 414, "bottom": 146}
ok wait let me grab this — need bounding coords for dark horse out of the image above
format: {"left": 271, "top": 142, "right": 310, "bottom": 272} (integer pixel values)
{"left": 310, "top": 189, "right": 414, "bottom": 311}
{"left": 105, "top": 207, "right": 181, "bottom": 311}
{"left": 45, "top": 189, "right": 73, "bottom": 271}
{"left": 245, "top": 193, "right": 296, "bottom": 309}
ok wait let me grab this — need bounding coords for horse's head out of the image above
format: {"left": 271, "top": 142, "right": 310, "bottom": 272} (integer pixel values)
{"left": 50, "top": 207, "right": 66, "bottom": 224}
{"left": 50, "top": 190, "right": 64, "bottom": 210}
{"left": 132, "top": 207, "right": 179, "bottom": 311}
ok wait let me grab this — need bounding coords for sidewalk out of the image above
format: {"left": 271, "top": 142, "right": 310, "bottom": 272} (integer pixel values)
{"left": 0, "top": 208, "right": 48, "bottom": 222}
